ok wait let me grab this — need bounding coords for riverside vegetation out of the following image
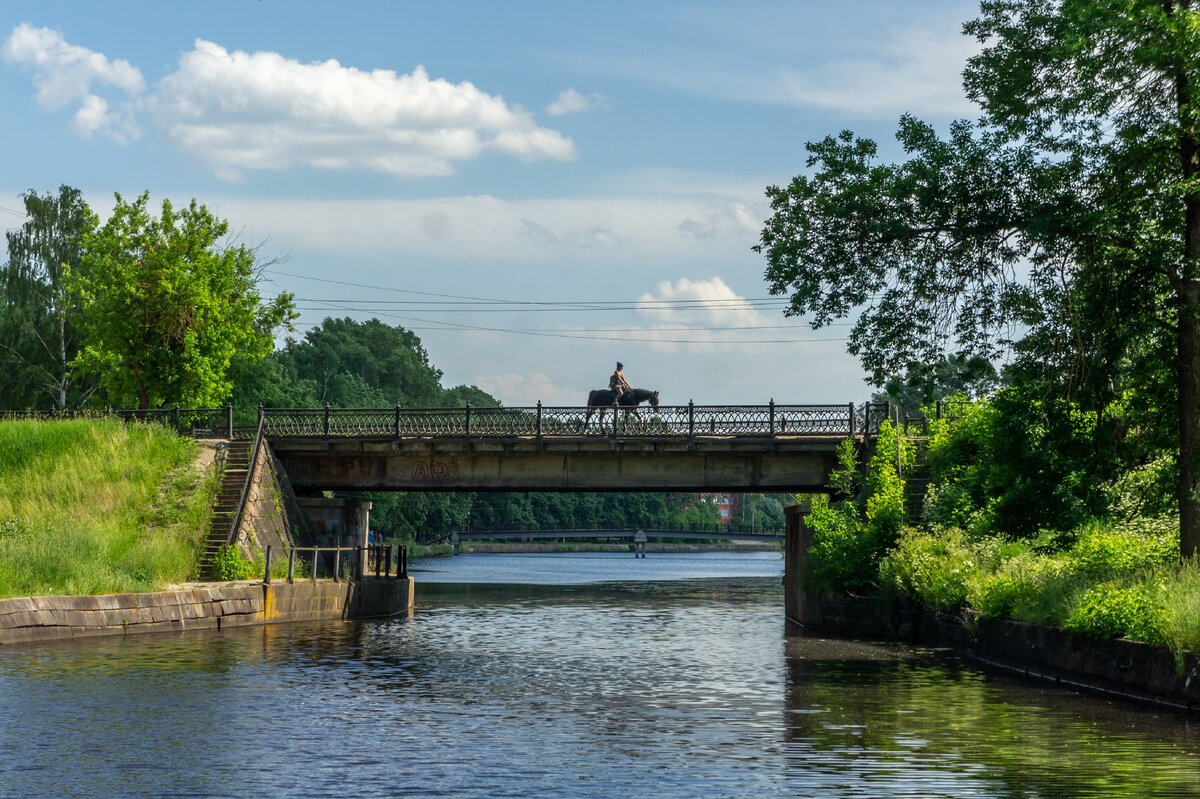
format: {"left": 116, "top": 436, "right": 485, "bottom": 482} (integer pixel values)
{"left": 805, "top": 401, "right": 1200, "bottom": 663}
{"left": 0, "top": 419, "right": 218, "bottom": 598}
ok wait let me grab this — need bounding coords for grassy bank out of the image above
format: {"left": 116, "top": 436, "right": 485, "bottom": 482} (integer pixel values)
{"left": 0, "top": 419, "right": 218, "bottom": 598}
{"left": 879, "top": 520, "right": 1200, "bottom": 661}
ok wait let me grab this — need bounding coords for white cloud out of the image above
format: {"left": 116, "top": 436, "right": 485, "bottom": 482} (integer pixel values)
{"left": 545, "top": 88, "right": 606, "bottom": 116}
{"left": 764, "top": 24, "right": 979, "bottom": 116}
{"left": 676, "top": 200, "right": 760, "bottom": 241}
{"left": 2, "top": 23, "right": 143, "bottom": 139}
{"left": 634, "top": 276, "right": 776, "bottom": 353}
{"left": 4, "top": 25, "right": 576, "bottom": 178}
{"left": 152, "top": 40, "right": 575, "bottom": 179}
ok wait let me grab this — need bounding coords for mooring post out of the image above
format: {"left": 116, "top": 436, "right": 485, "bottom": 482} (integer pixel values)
{"left": 263, "top": 545, "right": 273, "bottom": 585}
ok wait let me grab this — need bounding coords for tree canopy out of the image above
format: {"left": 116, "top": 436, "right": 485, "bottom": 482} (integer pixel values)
{"left": 71, "top": 192, "right": 296, "bottom": 409}
{"left": 757, "top": 0, "right": 1200, "bottom": 555}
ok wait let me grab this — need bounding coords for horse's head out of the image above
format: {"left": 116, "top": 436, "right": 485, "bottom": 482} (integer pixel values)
{"left": 649, "top": 390, "right": 660, "bottom": 408}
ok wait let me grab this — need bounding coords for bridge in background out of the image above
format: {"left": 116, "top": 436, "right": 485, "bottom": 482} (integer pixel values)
{"left": 437, "top": 525, "right": 785, "bottom": 544}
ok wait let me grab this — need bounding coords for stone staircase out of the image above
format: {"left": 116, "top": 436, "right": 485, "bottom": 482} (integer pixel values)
{"left": 198, "top": 439, "right": 254, "bottom": 580}
{"left": 901, "top": 443, "right": 931, "bottom": 523}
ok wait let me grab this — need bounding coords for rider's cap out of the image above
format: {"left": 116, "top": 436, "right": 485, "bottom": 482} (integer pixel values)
{"left": 616, "top": 361, "right": 623, "bottom": 368}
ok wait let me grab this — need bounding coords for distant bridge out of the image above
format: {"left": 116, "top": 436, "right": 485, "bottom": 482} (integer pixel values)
{"left": 437, "top": 525, "right": 786, "bottom": 544}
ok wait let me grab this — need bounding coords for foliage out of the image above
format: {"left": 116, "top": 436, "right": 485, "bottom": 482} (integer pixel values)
{"left": 1065, "top": 582, "right": 1167, "bottom": 647}
{"left": 1159, "top": 559, "right": 1200, "bottom": 658}
{"left": 873, "top": 354, "right": 998, "bottom": 419}
{"left": 879, "top": 526, "right": 974, "bottom": 612}
{"left": 0, "top": 185, "right": 97, "bottom": 409}
{"left": 71, "top": 192, "right": 296, "bottom": 409}
{"left": 756, "top": 0, "right": 1200, "bottom": 554}
{"left": 210, "top": 544, "right": 258, "bottom": 582}
{"left": 804, "top": 423, "right": 910, "bottom": 593}
{"left": 0, "top": 419, "right": 217, "bottom": 597}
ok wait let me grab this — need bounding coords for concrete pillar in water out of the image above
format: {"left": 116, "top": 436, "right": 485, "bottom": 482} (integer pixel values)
{"left": 347, "top": 499, "right": 372, "bottom": 577}
{"left": 783, "top": 503, "right": 813, "bottom": 626}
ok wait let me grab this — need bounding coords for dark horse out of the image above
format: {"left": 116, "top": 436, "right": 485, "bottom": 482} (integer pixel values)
{"left": 583, "top": 387, "right": 660, "bottom": 430}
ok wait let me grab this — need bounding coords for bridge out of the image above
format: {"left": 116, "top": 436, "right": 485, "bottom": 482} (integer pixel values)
{"left": 437, "top": 525, "right": 786, "bottom": 544}
{"left": 258, "top": 402, "right": 891, "bottom": 493}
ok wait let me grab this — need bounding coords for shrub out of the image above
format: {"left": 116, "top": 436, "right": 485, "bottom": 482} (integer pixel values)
{"left": 1159, "top": 560, "right": 1200, "bottom": 658}
{"left": 966, "top": 550, "right": 1079, "bottom": 625}
{"left": 879, "top": 527, "right": 974, "bottom": 612}
{"left": 1068, "top": 519, "right": 1178, "bottom": 577}
{"left": 211, "top": 544, "right": 258, "bottom": 581}
{"left": 806, "top": 500, "right": 876, "bottom": 593}
{"left": 1065, "top": 582, "right": 1166, "bottom": 646}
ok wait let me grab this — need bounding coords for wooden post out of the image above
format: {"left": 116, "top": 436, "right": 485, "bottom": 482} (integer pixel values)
{"left": 287, "top": 547, "right": 296, "bottom": 584}
{"left": 375, "top": 546, "right": 383, "bottom": 577}
{"left": 333, "top": 546, "right": 341, "bottom": 583}
{"left": 311, "top": 547, "right": 318, "bottom": 581}
{"left": 357, "top": 546, "right": 366, "bottom": 579}
{"left": 385, "top": 544, "right": 393, "bottom": 577}
{"left": 263, "top": 545, "right": 273, "bottom": 585}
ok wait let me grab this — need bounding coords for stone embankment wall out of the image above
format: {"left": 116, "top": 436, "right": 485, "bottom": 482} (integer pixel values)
{"left": 0, "top": 578, "right": 414, "bottom": 646}
{"left": 782, "top": 505, "right": 1200, "bottom": 712}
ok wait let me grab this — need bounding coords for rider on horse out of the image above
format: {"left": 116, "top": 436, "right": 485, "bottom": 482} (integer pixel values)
{"left": 609, "top": 361, "right": 631, "bottom": 403}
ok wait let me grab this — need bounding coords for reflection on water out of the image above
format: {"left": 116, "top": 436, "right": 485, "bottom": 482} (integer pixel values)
{"left": 0, "top": 561, "right": 1196, "bottom": 798}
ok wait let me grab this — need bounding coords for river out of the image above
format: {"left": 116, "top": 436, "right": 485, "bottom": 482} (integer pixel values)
{"left": 0, "top": 551, "right": 1196, "bottom": 798}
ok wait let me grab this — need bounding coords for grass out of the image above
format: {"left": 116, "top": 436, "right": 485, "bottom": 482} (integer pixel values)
{"left": 879, "top": 518, "right": 1200, "bottom": 660}
{"left": 0, "top": 419, "right": 218, "bottom": 598}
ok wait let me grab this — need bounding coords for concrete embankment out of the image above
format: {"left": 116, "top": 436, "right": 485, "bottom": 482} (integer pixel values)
{"left": 791, "top": 590, "right": 1200, "bottom": 713}
{"left": 782, "top": 505, "right": 1200, "bottom": 712}
{"left": 0, "top": 577, "right": 413, "bottom": 646}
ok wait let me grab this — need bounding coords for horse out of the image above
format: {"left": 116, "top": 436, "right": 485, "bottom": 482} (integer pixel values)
{"left": 583, "top": 387, "right": 660, "bottom": 430}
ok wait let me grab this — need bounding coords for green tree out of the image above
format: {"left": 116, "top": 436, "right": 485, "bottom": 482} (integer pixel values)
{"left": 757, "top": 1, "right": 1200, "bottom": 556}
{"left": 0, "top": 186, "right": 97, "bottom": 409}
{"left": 72, "top": 192, "right": 296, "bottom": 409}
{"left": 874, "top": 354, "right": 999, "bottom": 419}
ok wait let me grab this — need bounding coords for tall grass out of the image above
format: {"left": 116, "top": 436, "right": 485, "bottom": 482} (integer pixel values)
{"left": 0, "top": 419, "right": 217, "bottom": 598}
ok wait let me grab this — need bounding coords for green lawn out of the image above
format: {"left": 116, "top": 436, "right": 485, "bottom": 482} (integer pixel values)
{"left": 0, "top": 419, "right": 218, "bottom": 598}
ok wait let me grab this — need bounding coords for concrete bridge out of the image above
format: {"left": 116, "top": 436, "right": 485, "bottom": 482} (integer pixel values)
{"left": 256, "top": 402, "right": 890, "bottom": 493}
{"left": 440, "top": 525, "right": 785, "bottom": 544}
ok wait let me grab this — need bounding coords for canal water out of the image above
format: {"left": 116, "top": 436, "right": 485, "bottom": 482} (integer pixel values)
{"left": 0, "top": 551, "right": 1197, "bottom": 798}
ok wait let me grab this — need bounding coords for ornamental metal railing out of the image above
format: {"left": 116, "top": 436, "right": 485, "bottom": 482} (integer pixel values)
{"left": 0, "top": 400, "right": 973, "bottom": 440}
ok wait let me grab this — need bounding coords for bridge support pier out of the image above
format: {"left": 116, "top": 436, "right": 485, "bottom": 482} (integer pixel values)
{"left": 633, "top": 530, "right": 647, "bottom": 558}
{"left": 783, "top": 503, "right": 813, "bottom": 625}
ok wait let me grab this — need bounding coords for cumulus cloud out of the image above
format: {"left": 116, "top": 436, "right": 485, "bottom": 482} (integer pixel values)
{"left": 153, "top": 41, "right": 575, "bottom": 179}
{"left": 545, "top": 88, "right": 606, "bottom": 116}
{"left": 3, "top": 22, "right": 143, "bottom": 139}
{"left": 634, "top": 276, "right": 775, "bottom": 353}
{"left": 4, "top": 24, "right": 576, "bottom": 178}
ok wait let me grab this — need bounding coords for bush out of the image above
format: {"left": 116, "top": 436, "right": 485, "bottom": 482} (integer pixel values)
{"left": 1068, "top": 519, "right": 1177, "bottom": 576}
{"left": 966, "top": 550, "right": 1080, "bottom": 625}
{"left": 1065, "top": 582, "right": 1166, "bottom": 646}
{"left": 210, "top": 544, "right": 258, "bottom": 581}
{"left": 879, "top": 527, "right": 975, "bottom": 612}
{"left": 806, "top": 499, "right": 876, "bottom": 593}
{"left": 1159, "top": 560, "right": 1200, "bottom": 658}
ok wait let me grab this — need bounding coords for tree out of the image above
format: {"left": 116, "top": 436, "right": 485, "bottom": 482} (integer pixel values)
{"left": 757, "top": 1, "right": 1200, "bottom": 556}
{"left": 0, "top": 186, "right": 96, "bottom": 409}
{"left": 71, "top": 192, "right": 296, "bottom": 409}
{"left": 874, "top": 354, "right": 999, "bottom": 418}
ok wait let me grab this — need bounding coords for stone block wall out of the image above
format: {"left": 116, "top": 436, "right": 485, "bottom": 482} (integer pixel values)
{"left": 0, "top": 578, "right": 414, "bottom": 646}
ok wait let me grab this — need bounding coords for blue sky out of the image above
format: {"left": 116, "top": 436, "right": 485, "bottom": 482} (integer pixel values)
{"left": 1, "top": 0, "right": 980, "bottom": 406}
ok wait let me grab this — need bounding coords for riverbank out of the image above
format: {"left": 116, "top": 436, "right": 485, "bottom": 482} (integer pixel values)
{"left": 0, "top": 577, "right": 414, "bottom": 646}
{"left": 0, "top": 419, "right": 218, "bottom": 598}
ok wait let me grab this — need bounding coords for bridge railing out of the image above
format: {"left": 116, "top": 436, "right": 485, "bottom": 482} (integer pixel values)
{"left": 0, "top": 401, "right": 953, "bottom": 439}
